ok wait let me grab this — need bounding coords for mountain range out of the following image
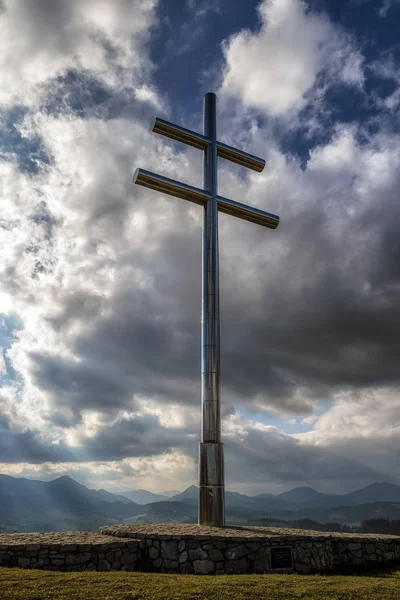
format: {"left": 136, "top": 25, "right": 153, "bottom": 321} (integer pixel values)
{"left": 1, "top": 474, "right": 400, "bottom": 532}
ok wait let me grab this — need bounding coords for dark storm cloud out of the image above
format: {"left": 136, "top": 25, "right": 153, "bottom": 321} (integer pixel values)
{"left": 41, "top": 69, "right": 160, "bottom": 122}
{"left": 223, "top": 427, "right": 386, "bottom": 491}
{"left": 78, "top": 413, "right": 196, "bottom": 461}
{"left": 0, "top": 412, "right": 75, "bottom": 464}
{"left": 26, "top": 142, "right": 400, "bottom": 422}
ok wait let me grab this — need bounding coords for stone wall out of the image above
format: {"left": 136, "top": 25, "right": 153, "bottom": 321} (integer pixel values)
{"left": 0, "top": 525, "right": 400, "bottom": 575}
{"left": 0, "top": 532, "right": 142, "bottom": 572}
{"left": 332, "top": 536, "right": 400, "bottom": 567}
{"left": 133, "top": 534, "right": 333, "bottom": 574}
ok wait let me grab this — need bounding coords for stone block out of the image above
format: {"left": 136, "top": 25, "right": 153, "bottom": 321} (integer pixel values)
{"left": 26, "top": 544, "right": 41, "bottom": 552}
{"left": 98, "top": 559, "right": 111, "bottom": 571}
{"left": 162, "top": 559, "right": 178, "bottom": 569}
{"left": 149, "top": 547, "right": 159, "bottom": 560}
{"left": 348, "top": 543, "right": 361, "bottom": 551}
{"left": 385, "top": 551, "right": 395, "bottom": 561}
{"left": 214, "top": 542, "right": 227, "bottom": 550}
{"left": 225, "top": 557, "right": 248, "bottom": 574}
{"left": 178, "top": 551, "right": 188, "bottom": 564}
{"left": 60, "top": 544, "right": 78, "bottom": 552}
{"left": 254, "top": 548, "right": 269, "bottom": 574}
{"left": 225, "top": 545, "right": 249, "bottom": 561}
{"left": 178, "top": 541, "right": 185, "bottom": 553}
{"left": 153, "top": 558, "right": 162, "bottom": 568}
{"left": 179, "top": 560, "right": 194, "bottom": 574}
{"left": 18, "top": 558, "right": 30, "bottom": 568}
{"left": 121, "top": 552, "right": 135, "bottom": 567}
{"left": 161, "top": 540, "right": 178, "bottom": 560}
{"left": 66, "top": 553, "right": 91, "bottom": 566}
{"left": 188, "top": 548, "right": 208, "bottom": 561}
{"left": 193, "top": 559, "right": 215, "bottom": 574}
{"left": 208, "top": 549, "right": 224, "bottom": 562}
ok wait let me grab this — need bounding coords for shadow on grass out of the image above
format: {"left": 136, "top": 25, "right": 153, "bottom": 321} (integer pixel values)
{"left": 333, "top": 559, "right": 400, "bottom": 578}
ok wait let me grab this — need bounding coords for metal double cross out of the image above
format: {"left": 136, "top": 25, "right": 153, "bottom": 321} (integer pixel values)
{"left": 134, "top": 92, "right": 279, "bottom": 527}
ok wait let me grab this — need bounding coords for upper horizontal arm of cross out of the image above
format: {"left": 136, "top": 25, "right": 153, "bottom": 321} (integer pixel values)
{"left": 152, "top": 117, "right": 265, "bottom": 173}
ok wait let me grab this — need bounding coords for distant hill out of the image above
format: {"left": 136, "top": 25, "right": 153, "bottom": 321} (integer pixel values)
{"left": 2, "top": 474, "right": 400, "bottom": 532}
{"left": 249, "top": 501, "right": 400, "bottom": 526}
{"left": 171, "top": 486, "right": 295, "bottom": 512}
{"left": 0, "top": 474, "right": 142, "bottom": 532}
{"left": 343, "top": 482, "right": 400, "bottom": 506}
{"left": 170, "top": 486, "right": 199, "bottom": 502}
{"left": 117, "top": 489, "right": 169, "bottom": 504}
{"left": 160, "top": 490, "right": 181, "bottom": 498}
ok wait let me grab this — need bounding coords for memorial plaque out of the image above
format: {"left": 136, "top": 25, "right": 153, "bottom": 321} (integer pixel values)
{"left": 271, "top": 546, "right": 293, "bottom": 570}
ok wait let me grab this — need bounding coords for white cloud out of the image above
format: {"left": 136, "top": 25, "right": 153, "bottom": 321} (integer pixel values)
{"left": 0, "top": 0, "right": 159, "bottom": 109}
{"left": 378, "top": 0, "right": 400, "bottom": 17}
{"left": 221, "top": 0, "right": 364, "bottom": 116}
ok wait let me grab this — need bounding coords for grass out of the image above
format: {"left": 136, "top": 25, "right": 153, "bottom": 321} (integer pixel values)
{"left": 1, "top": 566, "right": 400, "bottom": 600}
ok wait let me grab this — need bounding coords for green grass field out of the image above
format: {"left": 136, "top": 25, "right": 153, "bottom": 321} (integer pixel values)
{"left": 1, "top": 566, "right": 400, "bottom": 600}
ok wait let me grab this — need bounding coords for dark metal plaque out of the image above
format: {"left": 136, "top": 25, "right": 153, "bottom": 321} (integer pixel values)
{"left": 271, "top": 546, "right": 293, "bottom": 570}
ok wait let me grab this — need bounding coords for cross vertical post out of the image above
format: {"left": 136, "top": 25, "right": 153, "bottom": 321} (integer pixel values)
{"left": 200, "top": 93, "right": 224, "bottom": 526}
{"left": 133, "top": 92, "right": 280, "bottom": 528}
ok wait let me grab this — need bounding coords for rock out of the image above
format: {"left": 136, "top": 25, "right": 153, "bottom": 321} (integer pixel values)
{"left": 208, "top": 549, "right": 224, "bottom": 562}
{"left": 66, "top": 553, "right": 91, "bottom": 566}
{"left": 162, "top": 559, "right": 178, "bottom": 569}
{"left": 178, "top": 551, "right": 188, "bottom": 564}
{"left": 51, "top": 559, "right": 64, "bottom": 566}
{"left": 178, "top": 541, "right": 185, "bottom": 553}
{"left": 179, "top": 560, "right": 194, "bottom": 574}
{"left": 193, "top": 559, "right": 215, "bottom": 574}
{"left": 254, "top": 548, "right": 269, "bottom": 574}
{"left": 188, "top": 548, "right": 208, "bottom": 561}
{"left": 97, "top": 559, "right": 111, "bottom": 571}
{"left": 161, "top": 540, "right": 178, "bottom": 561}
{"left": 60, "top": 544, "right": 78, "bottom": 552}
{"left": 348, "top": 543, "right": 361, "bottom": 551}
{"left": 225, "top": 557, "right": 248, "bottom": 574}
{"left": 225, "top": 545, "right": 249, "bottom": 560}
{"left": 120, "top": 552, "right": 135, "bottom": 568}
{"left": 153, "top": 558, "right": 162, "bottom": 568}
{"left": 18, "top": 558, "right": 30, "bottom": 568}
{"left": 149, "top": 547, "right": 159, "bottom": 560}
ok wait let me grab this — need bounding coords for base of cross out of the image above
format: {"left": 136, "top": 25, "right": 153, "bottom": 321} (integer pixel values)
{"left": 96, "top": 523, "right": 400, "bottom": 575}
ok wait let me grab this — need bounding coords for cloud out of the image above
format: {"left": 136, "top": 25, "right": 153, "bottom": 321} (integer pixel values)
{"left": 2, "top": 0, "right": 400, "bottom": 496}
{"left": 0, "top": 0, "right": 159, "bottom": 109}
{"left": 221, "top": 0, "right": 364, "bottom": 116}
{"left": 378, "top": 0, "right": 400, "bottom": 17}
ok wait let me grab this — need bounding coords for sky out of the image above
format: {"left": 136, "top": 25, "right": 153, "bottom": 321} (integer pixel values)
{"left": 1, "top": 0, "right": 400, "bottom": 497}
